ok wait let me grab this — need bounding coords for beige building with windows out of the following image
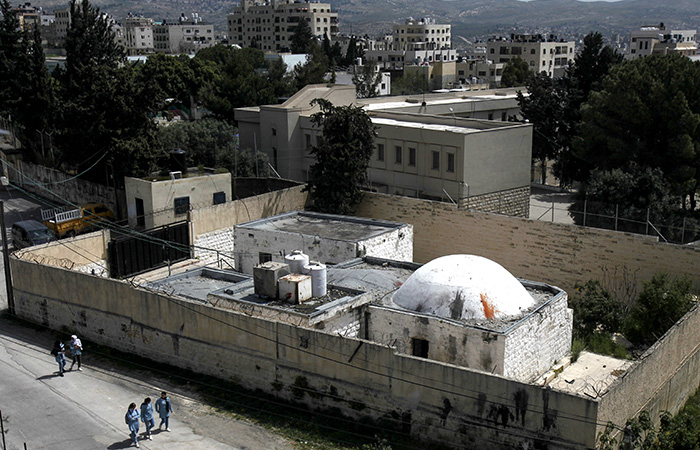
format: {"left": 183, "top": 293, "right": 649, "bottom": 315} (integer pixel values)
{"left": 122, "top": 16, "right": 154, "bottom": 55}
{"left": 153, "top": 16, "right": 215, "bottom": 54}
{"left": 365, "top": 18, "right": 456, "bottom": 69}
{"left": 227, "top": 0, "right": 338, "bottom": 52}
{"left": 392, "top": 18, "right": 451, "bottom": 51}
{"left": 235, "top": 84, "right": 531, "bottom": 216}
{"left": 486, "top": 34, "right": 575, "bottom": 77}
{"left": 626, "top": 23, "right": 697, "bottom": 60}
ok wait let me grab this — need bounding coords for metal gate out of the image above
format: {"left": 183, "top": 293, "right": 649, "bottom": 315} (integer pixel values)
{"left": 108, "top": 221, "right": 190, "bottom": 278}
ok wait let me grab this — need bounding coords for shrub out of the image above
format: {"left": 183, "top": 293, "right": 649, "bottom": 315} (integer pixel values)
{"left": 624, "top": 273, "right": 695, "bottom": 345}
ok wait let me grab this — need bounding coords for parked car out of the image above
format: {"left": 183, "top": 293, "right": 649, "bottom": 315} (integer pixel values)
{"left": 11, "top": 220, "right": 55, "bottom": 249}
{"left": 42, "top": 203, "right": 115, "bottom": 238}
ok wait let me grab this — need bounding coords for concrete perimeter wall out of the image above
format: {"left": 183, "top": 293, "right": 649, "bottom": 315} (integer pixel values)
{"left": 354, "top": 192, "right": 700, "bottom": 295}
{"left": 11, "top": 258, "right": 599, "bottom": 450}
{"left": 6, "top": 160, "right": 121, "bottom": 217}
{"left": 597, "top": 303, "right": 700, "bottom": 436}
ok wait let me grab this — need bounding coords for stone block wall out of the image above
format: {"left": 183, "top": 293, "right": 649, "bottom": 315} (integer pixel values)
{"left": 358, "top": 225, "right": 413, "bottom": 262}
{"left": 597, "top": 303, "right": 700, "bottom": 438}
{"left": 193, "top": 227, "right": 235, "bottom": 268}
{"left": 461, "top": 186, "right": 530, "bottom": 218}
{"left": 502, "top": 292, "right": 573, "bottom": 382}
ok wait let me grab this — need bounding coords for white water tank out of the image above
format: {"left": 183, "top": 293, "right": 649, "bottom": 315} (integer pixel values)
{"left": 285, "top": 250, "right": 309, "bottom": 274}
{"left": 305, "top": 261, "right": 327, "bottom": 297}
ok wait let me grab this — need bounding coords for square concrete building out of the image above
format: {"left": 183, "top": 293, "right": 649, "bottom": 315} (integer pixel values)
{"left": 233, "top": 211, "right": 413, "bottom": 274}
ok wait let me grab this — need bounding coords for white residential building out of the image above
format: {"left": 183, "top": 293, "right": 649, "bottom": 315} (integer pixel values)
{"left": 227, "top": 0, "right": 338, "bottom": 52}
{"left": 122, "top": 16, "right": 154, "bottom": 55}
{"left": 153, "top": 15, "right": 216, "bottom": 54}
{"left": 627, "top": 23, "right": 697, "bottom": 60}
{"left": 486, "top": 33, "right": 575, "bottom": 78}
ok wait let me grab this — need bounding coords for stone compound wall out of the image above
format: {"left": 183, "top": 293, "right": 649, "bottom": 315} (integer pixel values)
{"left": 190, "top": 184, "right": 310, "bottom": 238}
{"left": 6, "top": 160, "right": 121, "bottom": 217}
{"left": 461, "top": 185, "right": 530, "bottom": 218}
{"left": 597, "top": 303, "right": 700, "bottom": 439}
{"left": 502, "top": 292, "right": 573, "bottom": 382}
{"left": 11, "top": 257, "right": 599, "bottom": 450}
{"left": 354, "top": 192, "right": 700, "bottom": 296}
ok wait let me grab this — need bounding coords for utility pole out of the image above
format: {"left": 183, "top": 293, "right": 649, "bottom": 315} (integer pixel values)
{"left": 0, "top": 201, "right": 14, "bottom": 315}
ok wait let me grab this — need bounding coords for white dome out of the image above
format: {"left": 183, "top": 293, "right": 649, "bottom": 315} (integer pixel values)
{"left": 392, "top": 255, "right": 534, "bottom": 320}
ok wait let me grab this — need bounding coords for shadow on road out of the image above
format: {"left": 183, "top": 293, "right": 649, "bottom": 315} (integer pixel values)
{"left": 107, "top": 438, "right": 134, "bottom": 449}
{"left": 36, "top": 373, "right": 61, "bottom": 380}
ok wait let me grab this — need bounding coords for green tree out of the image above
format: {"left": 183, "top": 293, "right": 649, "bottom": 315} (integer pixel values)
{"left": 14, "top": 27, "right": 57, "bottom": 162}
{"left": 57, "top": 0, "right": 158, "bottom": 184}
{"left": 292, "top": 44, "right": 329, "bottom": 91}
{"left": 352, "top": 62, "right": 382, "bottom": 98}
{"left": 575, "top": 54, "right": 700, "bottom": 208}
{"left": 197, "top": 45, "right": 291, "bottom": 122}
{"left": 517, "top": 32, "right": 622, "bottom": 186}
{"left": 500, "top": 57, "right": 530, "bottom": 87}
{"left": 290, "top": 18, "right": 314, "bottom": 54}
{"left": 570, "top": 280, "right": 623, "bottom": 339}
{"left": 307, "top": 98, "right": 377, "bottom": 214}
{"left": 391, "top": 70, "right": 429, "bottom": 95}
{"left": 0, "top": 0, "right": 22, "bottom": 117}
{"left": 624, "top": 273, "right": 695, "bottom": 345}
{"left": 517, "top": 72, "right": 568, "bottom": 184}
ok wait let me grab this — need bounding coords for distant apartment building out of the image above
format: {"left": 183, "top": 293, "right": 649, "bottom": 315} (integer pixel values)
{"left": 364, "top": 18, "right": 456, "bottom": 69}
{"left": 122, "top": 16, "right": 154, "bottom": 55}
{"left": 153, "top": 14, "right": 215, "bottom": 54}
{"left": 51, "top": 8, "right": 70, "bottom": 47}
{"left": 486, "top": 33, "right": 575, "bottom": 77}
{"left": 627, "top": 23, "right": 697, "bottom": 60}
{"left": 404, "top": 59, "right": 505, "bottom": 90}
{"left": 227, "top": 0, "right": 338, "bottom": 52}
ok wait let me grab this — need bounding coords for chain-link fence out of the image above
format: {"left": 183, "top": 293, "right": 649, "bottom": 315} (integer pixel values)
{"left": 531, "top": 198, "right": 700, "bottom": 245}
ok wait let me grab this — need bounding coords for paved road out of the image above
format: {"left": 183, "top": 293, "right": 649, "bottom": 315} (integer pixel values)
{"left": 529, "top": 184, "right": 575, "bottom": 225}
{"left": 0, "top": 316, "right": 295, "bottom": 450}
{"left": 0, "top": 187, "right": 46, "bottom": 311}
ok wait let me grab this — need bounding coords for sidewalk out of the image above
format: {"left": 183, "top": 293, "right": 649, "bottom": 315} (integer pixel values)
{"left": 0, "top": 315, "right": 295, "bottom": 450}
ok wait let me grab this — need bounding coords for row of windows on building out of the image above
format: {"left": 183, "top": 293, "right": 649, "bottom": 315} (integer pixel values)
{"left": 376, "top": 144, "right": 456, "bottom": 173}
{"left": 491, "top": 46, "right": 570, "bottom": 55}
{"left": 395, "top": 28, "right": 449, "bottom": 34}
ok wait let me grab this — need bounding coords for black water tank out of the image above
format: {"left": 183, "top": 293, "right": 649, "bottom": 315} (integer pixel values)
{"left": 169, "top": 148, "right": 187, "bottom": 172}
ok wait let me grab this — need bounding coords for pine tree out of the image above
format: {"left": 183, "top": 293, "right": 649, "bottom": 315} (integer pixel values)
{"left": 307, "top": 98, "right": 377, "bottom": 214}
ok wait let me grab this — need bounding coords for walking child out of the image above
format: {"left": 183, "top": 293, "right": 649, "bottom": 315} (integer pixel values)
{"left": 125, "top": 402, "right": 141, "bottom": 448}
{"left": 68, "top": 334, "right": 83, "bottom": 371}
{"left": 51, "top": 340, "right": 66, "bottom": 377}
{"left": 140, "top": 397, "right": 154, "bottom": 440}
{"left": 155, "top": 391, "right": 173, "bottom": 431}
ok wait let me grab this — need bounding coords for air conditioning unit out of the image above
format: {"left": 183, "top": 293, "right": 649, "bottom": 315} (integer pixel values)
{"left": 169, "top": 171, "right": 182, "bottom": 180}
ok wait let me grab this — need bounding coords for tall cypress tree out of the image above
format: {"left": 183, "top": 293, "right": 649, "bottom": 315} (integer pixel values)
{"left": 0, "top": 0, "right": 23, "bottom": 117}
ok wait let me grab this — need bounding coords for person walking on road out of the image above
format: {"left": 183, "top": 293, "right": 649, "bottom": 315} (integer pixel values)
{"left": 140, "top": 397, "right": 154, "bottom": 440}
{"left": 125, "top": 402, "right": 141, "bottom": 448}
{"left": 51, "top": 340, "right": 66, "bottom": 377}
{"left": 155, "top": 391, "right": 173, "bottom": 431}
{"left": 68, "top": 334, "right": 83, "bottom": 371}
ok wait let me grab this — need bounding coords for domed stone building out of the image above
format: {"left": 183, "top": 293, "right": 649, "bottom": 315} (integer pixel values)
{"left": 366, "top": 254, "right": 573, "bottom": 382}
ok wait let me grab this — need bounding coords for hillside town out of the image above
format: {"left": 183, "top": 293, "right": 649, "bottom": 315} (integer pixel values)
{"left": 1, "top": 1, "right": 700, "bottom": 449}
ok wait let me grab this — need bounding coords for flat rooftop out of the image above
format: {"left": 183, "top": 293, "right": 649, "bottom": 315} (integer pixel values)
{"left": 236, "top": 211, "right": 407, "bottom": 242}
{"left": 146, "top": 268, "right": 249, "bottom": 302}
{"left": 372, "top": 117, "right": 481, "bottom": 134}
